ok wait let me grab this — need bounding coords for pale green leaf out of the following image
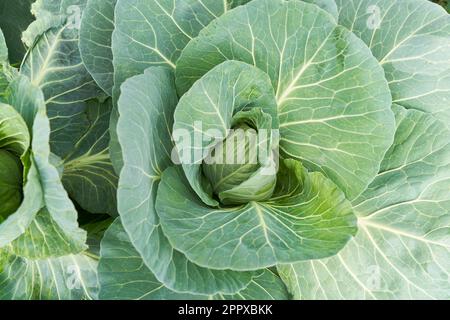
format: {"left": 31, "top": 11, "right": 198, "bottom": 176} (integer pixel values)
{"left": 0, "top": 250, "right": 98, "bottom": 300}
{"left": 20, "top": 19, "right": 118, "bottom": 215}
{"left": 2, "top": 75, "right": 87, "bottom": 254}
{"left": 0, "top": 0, "right": 34, "bottom": 63}
{"left": 61, "top": 99, "right": 118, "bottom": 216}
{"left": 9, "top": 209, "right": 88, "bottom": 259}
{"left": 279, "top": 105, "right": 450, "bottom": 300}
{"left": 302, "top": 0, "right": 339, "bottom": 19}
{"left": 23, "top": 0, "right": 87, "bottom": 47}
{"left": 0, "top": 103, "right": 30, "bottom": 220}
{"left": 219, "top": 269, "right": 289, "bottom": 300}
{"left": 113, "top": 0, "right": 253, "bottom": 91}
{"left": 98, "top": 219, "right": 203, "bottom": 300}
{"left": 98, "top": 219, "right": 289, "bottom": 300}
{"left": 0, "top": 28, "right": 7, "bottom": 62}
{"left": 157, "top": 159, "right": 357, "bottom": 270}
{"left": 0, "top": 103, "right": 30, "bottom": 157}
{"left": 336, "top": 0, "right": 450, "bottom": 125}
{"left": 80, "top": 0, "right": 116, "bottom": 95}
{"left": 204, "top": 108, "right": 277, "bottom": 205}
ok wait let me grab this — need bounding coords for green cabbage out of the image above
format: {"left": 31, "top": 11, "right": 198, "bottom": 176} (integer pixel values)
{"left": 0, "top": 0, "right": 448, "bottom": 300}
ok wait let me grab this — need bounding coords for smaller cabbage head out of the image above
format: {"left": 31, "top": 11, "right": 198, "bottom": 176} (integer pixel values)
{"left": 202, "top": 109, "right": 278, "bottom": 205}
{"left": 0, "top": 103, "right": 29, "bottom": 222}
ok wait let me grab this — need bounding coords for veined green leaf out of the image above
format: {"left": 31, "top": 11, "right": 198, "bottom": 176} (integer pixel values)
{"left": 219, "top": 269, "right": 289, "bottom": 300}
{"left": 80, "top": 0, "right": 116, "bottom": 95}
{"left": 113, "top": 0, "right": 255, "bottom": 92}
{"left": 0, "top": 28, "right": 8, "bottom": 62}
{"left": 21, "top": 23, "right": 101, "bottom": 158}
{"left": 0, "top": 249, "right": 98, "bottom": 300}
{"left": 98, "top": 219, "right": 289, "bottom": 300}
{"left": 0, "top": 103, "right": 30, "bottom": 157}
{"left": 8, "top": 209, "right": 88, "bottom": 259}
{"left": 61, "top": 99, "right": 118, "bottom": 216}
{"left": 302, "top": 0, "right": 339, "bottom": 19}
{"left": 157, "top": 159, "right": 357, "bottom": 271}
{"left": 117, "top": 67, "right": 255, "bottom": 295}
{"left": 0, "top": 103, "right": 29, "bottom": 221}
{"left": 176, "top": 0, "right": 396, "bottom": 200}
{"left": 0, "top": 159, "right": 43, "bottom": 247}
{"left": 336, "top": 0, "right": 450, "bottom": 125}
{"left": 110, "top": 0, "right": 254, "bottom": 173}
{"left": 0, "top": 150, "right": 23, "bottom": 221}
{"left": 21, "top": 15, "right": 117, "bottom": 215}
{"left": 204, "top": 108, "right": 277, "bottom": 205}
{"left": 279, "top": 105, "right": 450, "bottom": 300}
{"left": 98, "top": 219, "right": 203, "bottom": 300}
{"left": 0, "top": 68, "right": 8, "bottom": 99}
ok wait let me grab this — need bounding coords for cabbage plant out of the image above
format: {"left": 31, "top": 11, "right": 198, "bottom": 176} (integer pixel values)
{"left": 0, "top": 0, "right": 449, "bottom": 300}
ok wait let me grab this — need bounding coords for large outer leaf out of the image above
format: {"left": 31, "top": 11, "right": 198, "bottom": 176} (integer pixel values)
{"left": 279, "top": 105, "right": 450, "bottom": 300}
{"left": 157, "top": 160, "right": 356, "bottom": 271}
{"left": 21, "top": 24, "right": 101, "bottom": 158}
{"left": 112, "top": 0, "right": 253, "bottom": 91}
{"left": 110, "top": 0, "right": 252, "bottom": 173}
{"left": 61, "top": 99, "right": 118, "bottom": 216}
{"left": 79, "top": 0, "right": 116, "bottom": 95}
{"left": 22, "top": 0, "right": 88, "bottom": 46}
{"left": 4, "top": 76, "right": 87, "bottom": 254}
{"left": 0, "top": 214, "right": 109, "bottom": 300}
{"left": 117, "top": 67, "right": 254, "bottom": 295}
{"left": 0, "top": 103, "right": 30, "bottom": 157}
{"left": 8, "top": 209, "right": 87, "bottom": 259}
{"left": 173, "top": 60, "right": 278, "bottom": 206}
{"left": 21, "top": 18, "right": 117, "bottom": 215}
{"left": 336, "top": 0, "right": 450, "bottom": 124}
{"left": 175, "top": 0, "right": 395, "bottom": 200}
{"left": 0, "top": 250, "right": 98, "bottom": 300}
{"left": 0, "top": 160, "right": 42, "bottom": 247}
{"left": 218, "top": 270, "right": 289, "bottom": 300}
{"left": 302, "top": 0, "right": 339, "bottom": 19}
{"left": 98, "top": 219, "right": 289, "bottom": 300}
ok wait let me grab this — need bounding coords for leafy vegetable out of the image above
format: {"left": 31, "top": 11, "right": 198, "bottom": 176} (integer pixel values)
{"left": 0, "top": 0, "right": 449, "bottom": 300}
{"left": 98, "top": 219, "right": 289, "bottom": 300}
{"left": 0, "top": 0, "right": 35, "bottom": 64}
